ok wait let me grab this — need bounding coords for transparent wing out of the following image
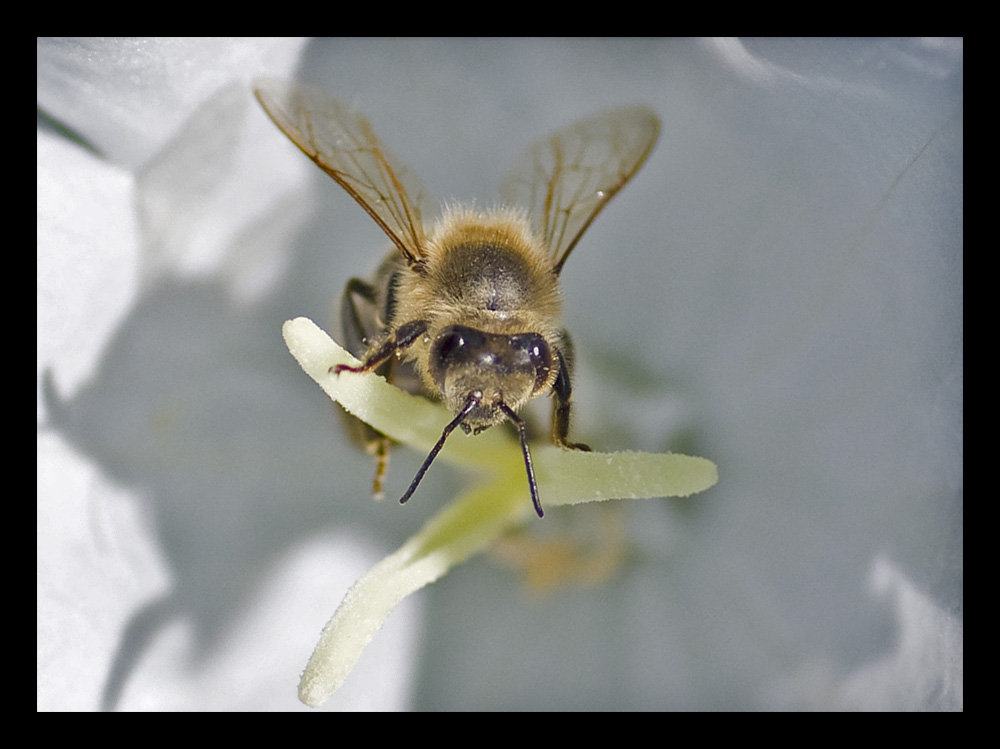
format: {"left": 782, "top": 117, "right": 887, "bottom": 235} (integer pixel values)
{"left": 254, "top": 77, "right": 431, "bottom": 265}
{"left": 500, "top": 106, "right": 660, "bottom": 275}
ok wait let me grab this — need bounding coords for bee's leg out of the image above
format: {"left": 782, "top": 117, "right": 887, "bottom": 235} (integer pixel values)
{"left": 338, "top": 278, "right": 398, "bottom": 499}
{"left": 367, "top": 434, "right": 391, "bottom": 500}
{"left": 551, "top": 349, "right": 592, "bottom": 452}
{"left": 333, "top": 319, "right": 428, "bottom": 376}
{"left": 340, "top": 277, "right": 379, "bottom": 357}
{"left": 339, "top": 318, "right": 423, "bottom": 498}
{"left": 339, "top": 407, "right": 393, "bottom": 499}
{"left": 336, "top": 317, "right": 423, "bottom": 497}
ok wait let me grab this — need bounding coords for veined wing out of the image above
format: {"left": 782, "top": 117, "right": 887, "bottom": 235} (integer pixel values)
{"left": 500, "top": 106, "right": 660, "bottom": 275}
{"left": 254, "top": 78, "right": 431, "bottom": 265}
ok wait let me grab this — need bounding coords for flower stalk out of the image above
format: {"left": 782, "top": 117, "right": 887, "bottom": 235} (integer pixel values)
{"left": 283, "top": 317, "right": 717, "bottom": 707}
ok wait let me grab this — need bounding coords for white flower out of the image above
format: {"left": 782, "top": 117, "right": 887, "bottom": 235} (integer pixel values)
{"left": 38, "top": 38, "right": 962, "bottom": 711}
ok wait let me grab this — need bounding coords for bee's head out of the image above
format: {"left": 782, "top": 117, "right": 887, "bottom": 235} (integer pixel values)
{"left": 428, "top": 325, "right": 553, "bottom": 430}
{"left": 396, "top": 324, "right": 554, "bottom": 517}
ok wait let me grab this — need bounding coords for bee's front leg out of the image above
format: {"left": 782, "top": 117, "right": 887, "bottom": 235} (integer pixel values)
{"left": 332, "top": 319, "right": 428, "bottom": 376}
{"left": 551, "top": 349, "right": 591, "bottom": 452}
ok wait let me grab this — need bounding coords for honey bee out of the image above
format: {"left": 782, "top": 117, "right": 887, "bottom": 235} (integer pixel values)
{"left": 254, "top": 78, "right": 660, "bottom": 518}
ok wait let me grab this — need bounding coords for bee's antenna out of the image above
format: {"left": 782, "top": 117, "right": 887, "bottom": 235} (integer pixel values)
{"left": 399, "top": 393, "right": 479, "bottom": 506}
{"left": 498, "top": 403, "right": 543, "bottom": 518}
{"left": 399, "top": 394, "right": 544, "bottom": 519}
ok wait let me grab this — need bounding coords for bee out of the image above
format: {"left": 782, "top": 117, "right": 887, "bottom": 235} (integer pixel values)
{"left": 254, "top": 78, "right": 660, "bottom": 518}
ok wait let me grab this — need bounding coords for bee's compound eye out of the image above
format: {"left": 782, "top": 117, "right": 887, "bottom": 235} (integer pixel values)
{"left": 510, "top": 333, "right": 552, "bottom": 392}
{"left": 430, "top": 326, "right": 487, "bottom": 389}
{"left": 434, "top": 326, "right": 485, "bottom": 363}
